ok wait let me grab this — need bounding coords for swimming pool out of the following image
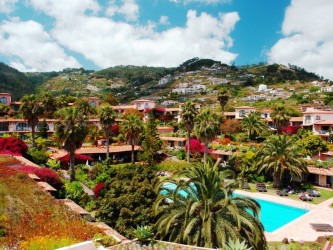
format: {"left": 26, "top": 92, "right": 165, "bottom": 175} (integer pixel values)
{"left": 161, "top": 183, "right": 308, "bottom": 232}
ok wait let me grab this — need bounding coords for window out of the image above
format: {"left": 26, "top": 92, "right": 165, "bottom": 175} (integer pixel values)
{"left": 16, "top": 123, "right": 29, "bottom": 131}
{"left": 0, "top": 122, "right": 9, "bottom": 131}
{"left": 36, "top": 123, "right": 49, "bottom": 131}
{"left": 305, "top": 115, "right": 312, "bottom": 123}
{"left": 0, "top": 97, "right": 7, "bottom": 104}
{"left": 239, "top": 110, "right": 245, "bottom": 117}
{"left": 144, "top": 103, "right": 148, "bottom": 108}
{"left": 90, "top": 101, "right": 96, "bottom": 107}
{"left": 316, "top": 115, "right": 321, "bottom": 120}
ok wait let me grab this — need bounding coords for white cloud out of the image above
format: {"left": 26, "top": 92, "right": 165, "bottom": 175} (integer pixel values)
{"left": 0, "top": 0, "right": 17, "bottom": 13}
{"left": 106, "top": 0, "right": 139, "bottom": 21}
{"left": 169, "top": 0, "right": 232, "bottom": 5}
{"left": 268, "top": 0, "right": 333, "bottom": 80}
{"left": 0, "top": 0, "right": 239, "bottom": 71}
{"left": 0, "top": 19, "right": 81, "bottom": 71}
{"left": 159, "top": 16, "right": 169, "bottom": 25}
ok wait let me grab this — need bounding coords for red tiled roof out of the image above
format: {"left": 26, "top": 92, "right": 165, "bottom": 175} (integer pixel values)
{"left": 307, "top": 166, "right": 333, "bottom": 176}
{"left": 160, "top": 137, "right": 186, "bottom": 142}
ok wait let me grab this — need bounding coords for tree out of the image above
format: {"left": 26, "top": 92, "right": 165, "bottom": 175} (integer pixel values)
{"left": 55, "top": 107, "right": 88, "bottom": 181}
{"left": 19, "top": 94, "right": 43, "bottom": 147}
{"left": 99, "top": 105, "right": 117, "bottom": 159}
{"left": 39, "top": 93, "right": 58, "bottom": 118}
{"left": 217, "top": 88, "right": 230, "bottom": 114}
{"left": 120, "top": 114, "right": 144, "bottom": 163}
{"left": 194, "top": 108, "right": 222, "bottom": 164}
{"left": 258, "top": 135, "right": 308, "bottom": 188}
{"left": 154, "top": 160, "right": 266, "bottom": 249}
{"left": 86, "top": 125, "right": 102, "bottom": 147}
{"left": 74, "top": 99, "right": 97, "bottom": 117}
{"left": 241, "top": 112, "right": 268, "bottom": 141}
{"left": 221, "top": 119, "right": 242, "bottom": 136}
{"left": 271, "top": 105, "right": 290, "bottom": 134}
{"left": 139, "top": 113, "right": 162, "bottom": 166}
{"left": 104, "top": 92, "right": 119, "bottom": 106}
{"left": 181, "top": 101, "right": 198, "bottom": 163}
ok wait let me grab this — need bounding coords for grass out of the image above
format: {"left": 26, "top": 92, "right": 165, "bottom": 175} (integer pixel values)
{"left": 244, "top": 183, "right": 333, "bottom": 205}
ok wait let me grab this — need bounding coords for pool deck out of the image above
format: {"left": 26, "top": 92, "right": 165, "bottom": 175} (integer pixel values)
{"left": 234, "top": 190, "right": 333, "bottom": 242}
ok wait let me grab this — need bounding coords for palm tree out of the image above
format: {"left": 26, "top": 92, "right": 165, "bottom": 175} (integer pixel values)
{"left": 194, "top": 108, "right": 222, "bottom": 164}
{"left": 271, "top": 105, "right": 290, "bottom": 134}
{"left": 181, "top": 101, "right": 198, "bottom": 163}
{"left": 75, "top": 99, "right": 97, "bottom": 117}
{"left": 258, "top": 134, "right": 308, "bottom": 188}
{"left": 241, "top": 111, "right": 268, "bottom": 141}
{"left": 217, "top": 88, "right": 230, "bottom": 115}
{"left": 19, "top": 94, "right": 43, "bottom": 147}
{"left": 154, "top": 160, "right": 266, "bottom": 249}
{"left": 120, "top": 114, "right": 144, "bottom": 163}
{"left": 55, "top": 107, "right": 88, "bottom": 182}
{"left": 86, "top": 125, "right": 102, "bottom": 147}
{"left": 39, "top": 93, "right": 58, "bottom": 118}
{"left": 99, "top": 105, "right": 116, "bottom": 159}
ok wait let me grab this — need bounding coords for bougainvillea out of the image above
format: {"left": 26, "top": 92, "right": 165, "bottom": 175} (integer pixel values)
{"left": 111, "top": 124, "right": 119, "bottom": 135}
{"left": 0, "top": 136, "right": 28, "bottom": 156}
{"left": 184, "top": 137, "right": 204, "bottom": 156}
{"left": 282, "top": 126, "right": 301, "bottom": 135}
{"left": 93, "top": 182, "right": 106, "bottom": 198}
{"left": 17, "top": 166, "right": 63, "bottom": 190}
{"left": 34, "top": 168, "right": 64, "bottom": 190}
{"left": 58, "top": 154, "right": 93, "bottom": 168}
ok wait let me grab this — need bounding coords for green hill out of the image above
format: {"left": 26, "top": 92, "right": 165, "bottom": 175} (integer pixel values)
{"left": 0, "top": 63, "right": 35, "bottom": 100}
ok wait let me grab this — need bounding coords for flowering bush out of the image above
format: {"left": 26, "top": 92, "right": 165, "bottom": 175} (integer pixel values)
{"left": 19, "top": 236, "right": 78, "bottom": 250}
{"left": 58, "top": 154, "right": 93, "bottom": 168}
{"left": 17, "top": 166, "right": 63, "bottom": 190}
{"left": 34, "top": 168, "right": 64, "bottom": 190}
{"left": 184, "top": 137, "right": 204, "bottom": 155}
{"left": 111, "top": 124, "right": 119, "bottom": 135}
{"left": 93, "top": 182, "right": 106, "bottom": 198}
{"left": 17, "top": 165, "right": 39, "bottom": 174}
{"left": 282, "top": 126, "right": 301, "bottom": 135}
{"left": 0, "top": 136, "right": 28, "bottom": 156}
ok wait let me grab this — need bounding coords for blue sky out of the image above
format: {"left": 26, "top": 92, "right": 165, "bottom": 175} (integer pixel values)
{"left": 0, "top": 0, "right": 333, "bottom": 79}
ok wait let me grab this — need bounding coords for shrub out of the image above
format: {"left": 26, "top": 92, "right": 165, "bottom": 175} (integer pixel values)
{"left": 65, "top": 181, "right": 85, "bottom": 203}
{"left": 58, "top": 154, "right": 93, "bottom": 168}
{"left": 184, "top": 137, "right": 204, "bottom": 156}
{"left": 0, "top": 136, "right": 28, "bottom": 156}
{"left": 27, "top": 147, "right": 49, "bottom": 165}
{"left": 93, "top": 182, "right": 106, "bottom": 199}
{"left": 34, "top": 168, "right": 64, "bottom": 190}
{"left": 17, "top": 165, "right": 39, "bottom": 174}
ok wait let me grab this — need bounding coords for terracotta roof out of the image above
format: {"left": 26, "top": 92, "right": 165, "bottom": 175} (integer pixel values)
{"left": 322, "top": 151, "right": 333, "bottom": 156}
{"left": 314, "top": 120, "right": 333, "bottom": 125}
{"left": 50, "top": 145, "right": 140, "bottom": 159}
{"left": 112, "top": 105, "right": 136, "bottom": 110}
{"left": 224, "top": 112, "right": 235, "bottom": 116}
{"left": 235, "top": 106, "right": 256, "bottom": 109}
{"left": 290, "top": 117, "right": 304, "bottom": 122}
{"left": 307, "top": 166, "right": 333, "bottom": 176}
{"left": 260, "top": 109, "right": 273, "bottom": 112}
{"left": 160, "top": 136, "right": 186, "bottom": 142}
{"left": 165, "top": 108, "right": 180, "bottom": 112}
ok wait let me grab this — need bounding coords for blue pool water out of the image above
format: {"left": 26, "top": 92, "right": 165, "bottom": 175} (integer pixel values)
{"left": 161, "top": 183, "right": 308, "bottom": 232}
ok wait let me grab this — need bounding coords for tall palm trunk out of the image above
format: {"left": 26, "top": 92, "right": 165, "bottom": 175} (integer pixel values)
{"left": 187, "top": 130, "right": 191, "bottom": 163}
{"left": 31, "top": 126, "right": 36, "bottom": 147}
{"left": 69, "top": 150, "right": 76, "bottom": 182}
{"left": 204, "top": 142, "right": 208, "bottom": 164}
{"left": 106, "top": 131, "right": 110, "bottom": 159}
{"left": 131, "top": 142, "right": 135, "bottom": 163}
{"left": 273, "top": 169, "right": 282, "bottom": 188}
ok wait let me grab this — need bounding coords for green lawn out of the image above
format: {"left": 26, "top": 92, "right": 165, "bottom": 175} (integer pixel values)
{"left": 244, "top": 183, "right": 333, "bottom": 205}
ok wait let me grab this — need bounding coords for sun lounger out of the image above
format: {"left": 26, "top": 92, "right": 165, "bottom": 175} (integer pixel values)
{"left": 256, "top": 183, "right": 267, "bottom": 192}
{"left": 277, "top": 190, "right": 289, "bottom": 196}
{"left": 299, "top": 193, "right": 313, "bottom": 201}
{"left": 310, "top": 223, "right": 333, "bottom": 232}
{"left": 307, "top": 189, "right": 321, "bottom": 197}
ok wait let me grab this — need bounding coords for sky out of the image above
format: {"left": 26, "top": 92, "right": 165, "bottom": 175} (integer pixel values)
{"left": 0, "top": 0, "right": 333, "bottom": 80}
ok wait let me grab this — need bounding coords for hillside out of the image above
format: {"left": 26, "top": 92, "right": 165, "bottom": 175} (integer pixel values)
{"left": 0, "top": 59, "right": 325, "bottom": 105}
{"left": 0, "top": 63, "right": 35, "bottom": 100}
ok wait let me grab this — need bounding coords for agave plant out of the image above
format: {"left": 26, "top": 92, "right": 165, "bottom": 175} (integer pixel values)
{"left": 224, "top": 239, "right": 253, "bottom": 250}
{"left": 134, "top": 225, "right": 154, "bottom": 243}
